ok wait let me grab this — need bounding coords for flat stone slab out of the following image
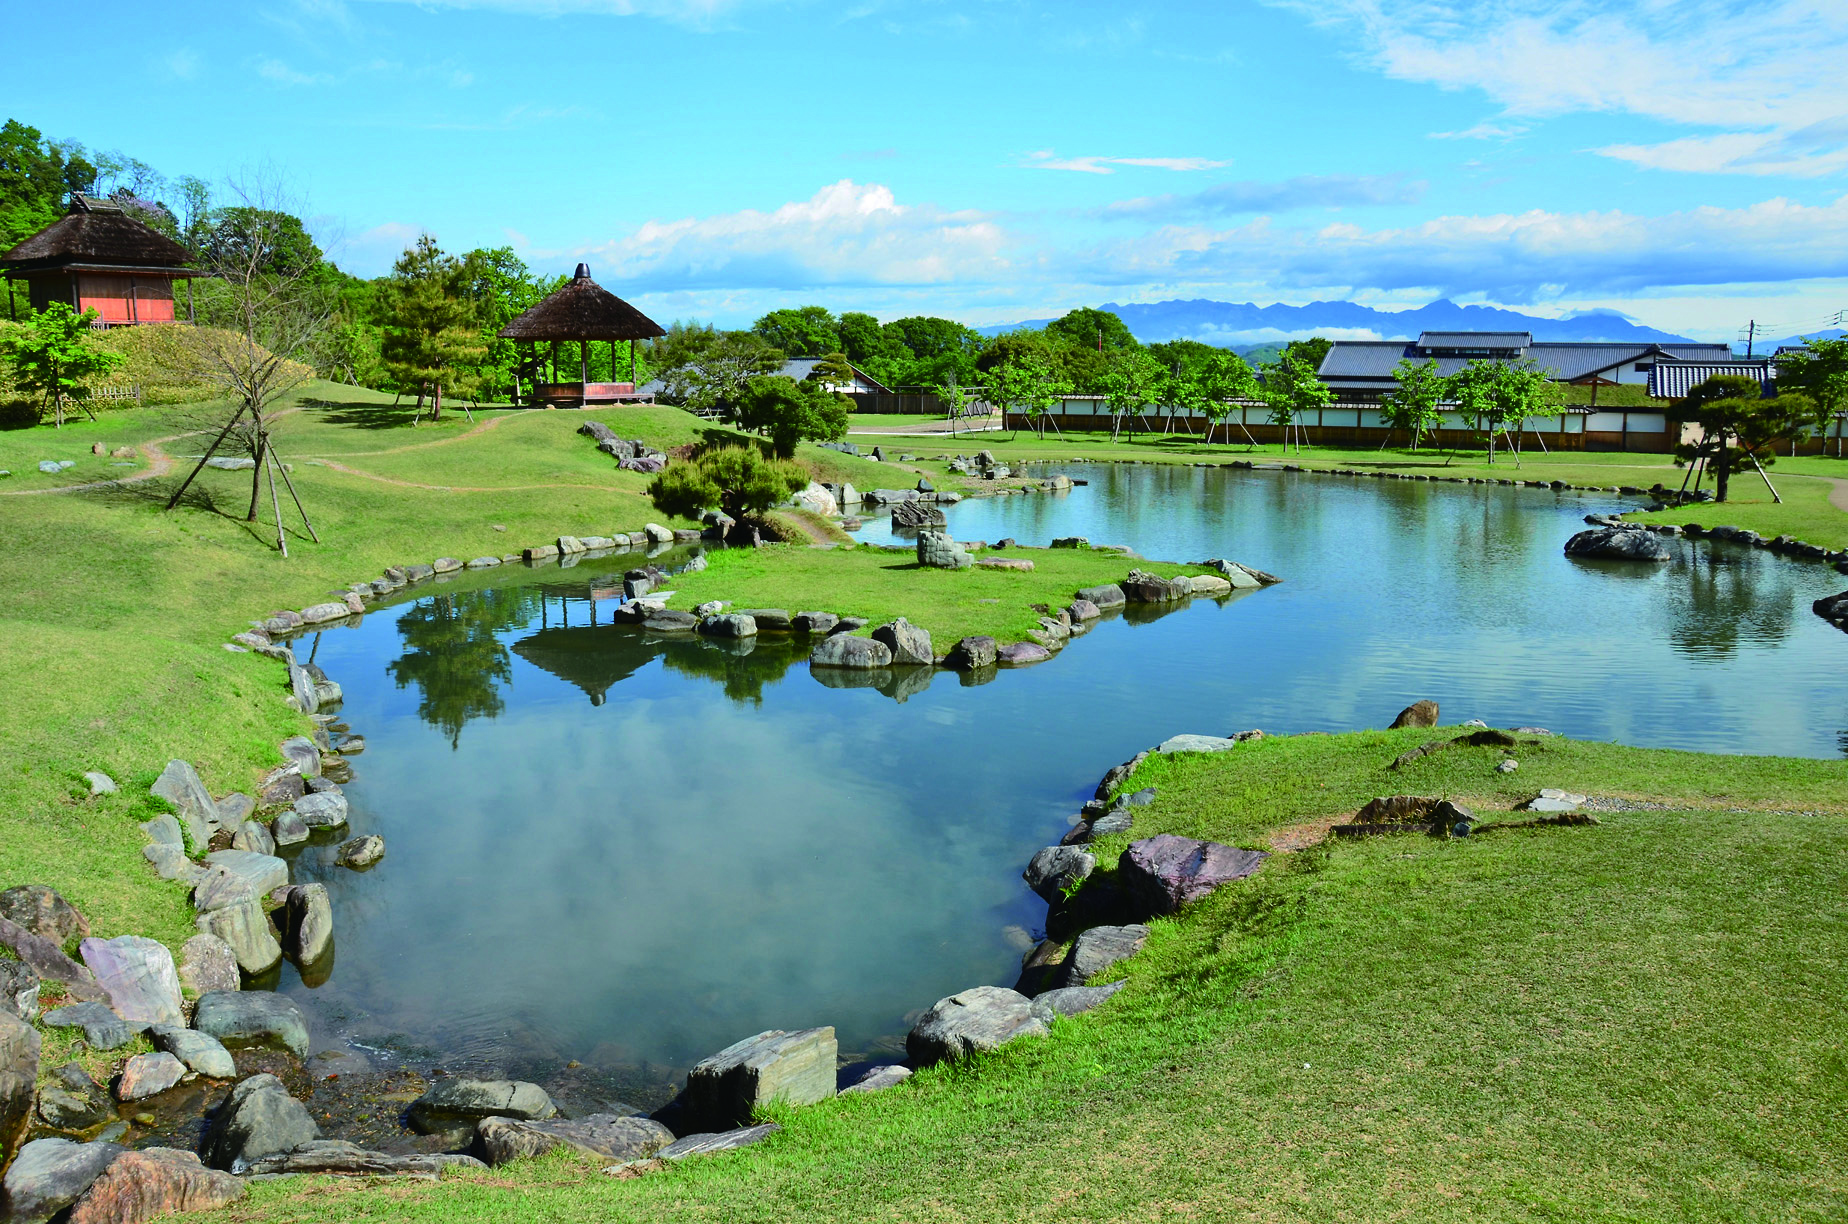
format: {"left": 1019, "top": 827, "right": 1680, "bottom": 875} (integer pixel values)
{"left": 1120, "top": 834, "right": 1267, "bottom": 915}
{"left": 193, "top": 992, "right": 310, "bottom": 1057}
{"left": 907, "top": 985, "right": 1047, "bottom": 1066}
{"left": 78, "top": 935, "right": 182, "bottom": 1027}
{"left": 148, "top": 1024, "right": 236, "bottom": 1078}
{"left": 685, "top": 1027, "right": 837, "bottom": 1131}
{"left": 1156, "top": 734, "right": 1245, "bottom": 754}
{"left": 657, "top": 1123, "right": 781, "bottom": 1161}
{"left": 840, "top": 1065, "right": 912, "bottom": 1095}
{"left": 1054, "top": 926, "right": 1149, "bottom": 989}
{"left": 43, "top": 1002, "right": 142, "bottom": 1050}
{"left": 1030, "top": 980, "right": 1127, "bottom": 1024}
{"left": 244, "top": 1140, "right": 487, "bottom": 1177}
{"left": 205, "top": 850, "right": 289, "bottom": 897}
{"left": 1, "top": 1137, "right": 124, "bottom": 1222}
{"left": 1522, "top": 788, "right": 1588, "bottom": 813}
{"left": 70, "top": 1146, "right": 244, "bottom": 1221}
{"left": 475, "top": 1114, "right": 674, "bottom": 1167}
{"left": 408, "top": 1079, "right": 555, "bottom": 1134}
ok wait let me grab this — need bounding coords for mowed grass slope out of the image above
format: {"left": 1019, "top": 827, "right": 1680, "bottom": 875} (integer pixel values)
{"left": 0, "top": 386, "right": 897, "bottom": 950}
{"left": 225, "top": 730, "right": 1848, "bottom": 1223}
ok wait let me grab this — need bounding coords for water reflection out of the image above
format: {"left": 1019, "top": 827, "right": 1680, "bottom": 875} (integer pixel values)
{"left": 281, "top": 467, "right": 1848, "bottom": 1095}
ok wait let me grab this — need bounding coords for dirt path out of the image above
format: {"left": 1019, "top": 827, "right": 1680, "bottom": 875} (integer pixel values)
{"left": 1826, "top": 476, "right": 1848, "bottom": 513}
{"left": 0, "top": 403, "right": 327, "bottom": 498}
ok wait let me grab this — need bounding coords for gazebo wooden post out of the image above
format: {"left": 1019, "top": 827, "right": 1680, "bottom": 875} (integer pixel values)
{"left": 630, "top": 339, "right": 636, "bottom": 386}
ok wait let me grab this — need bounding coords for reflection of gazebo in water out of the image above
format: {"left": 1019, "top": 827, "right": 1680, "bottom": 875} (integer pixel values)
{"left": 498, "top": 263, "right": 665, "bottom": 408}
{"left": 512, "top": 626, "right": 659, "bottom": 706}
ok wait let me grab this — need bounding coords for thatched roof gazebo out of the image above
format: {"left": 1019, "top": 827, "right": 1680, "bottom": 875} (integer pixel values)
{"left": 3, "top": 194, "right": 196, "bottom": 325}
{"left": 498, "top": 263, "right": 665, "bottom": 408}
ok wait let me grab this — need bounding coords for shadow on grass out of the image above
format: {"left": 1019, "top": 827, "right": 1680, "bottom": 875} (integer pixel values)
{"left": 304, "top": 399, "right": 426, "bottom": 431}
{"left": 79, "top": 471, "right": 314, "bottom": 552}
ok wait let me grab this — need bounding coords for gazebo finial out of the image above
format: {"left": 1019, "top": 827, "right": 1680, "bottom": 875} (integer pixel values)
{"left": 574, "top": 262, "right": 591, "bottom": 279}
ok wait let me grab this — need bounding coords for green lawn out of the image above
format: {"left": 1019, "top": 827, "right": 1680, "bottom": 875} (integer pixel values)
{"left": 223, "top": 728, "right": 1847, "bottom": 1223}
{"left": 662, "top": 543, "right": 1209, "bottom": 647}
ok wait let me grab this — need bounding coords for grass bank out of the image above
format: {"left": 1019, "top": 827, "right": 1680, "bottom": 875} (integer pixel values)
{"left": 661, "top": 543, "right": 1207, "bottom": 646}
{"left": 225, "top": 726, "right": 1847, "bottom": 1222}
{"left": 0, "top": 386, "right": 898, "bottom": 955}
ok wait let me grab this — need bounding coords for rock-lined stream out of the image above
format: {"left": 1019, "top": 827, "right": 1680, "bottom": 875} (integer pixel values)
{"left": 279, "top": 465, "right": 1848, "bottom": 1105}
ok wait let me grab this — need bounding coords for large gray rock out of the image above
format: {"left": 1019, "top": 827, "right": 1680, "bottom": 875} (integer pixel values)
{"left": 42, "top": 1003, "right": 138, "bottom": 1051}
{"left": 654, "top": 1124, "right": 781, "bottom": 1161}
{"left": 810, "top": 635, "right": 893, "bottom": 669}
{"left": 1, "top": 1011, "right": 38, "bottom": 1174}
{"left": 148, "top": 1025, "right": 236, "bottom": 1079}
{"left": 1029, "top": 980, "right": 1127, "bottom": 1024}
{"left": 906, "top": 986, "right": 1047, "bottom": 1067}
{"left": 336, "top": 835, "right": 385, "bottom": 869}
{"left": 996, "top": 641, "right": 1052, "bottom": 667}
{"left": 684, "top": 1028, "right": 837, "bottom": 1131}
{"left": 1054, "top": 925, "right": 1150, "bottom": 988}
{"left": 34, "top": 1064, "right": 111, "bottom": 1135}
{"left": 1565, "top": 526, "right": 1671, "bottom": 562}
{"left": 890, "top": 501, "right": 946, "bottom": 530}
{"left": 195, "top": 899, "right": 282, "bottom": 976}
{"left": 475, "top": 1114, "right": 673, "bottom": 1167}
{"left": 113, "top": 1052, "right": 186, "bottom": 1102}
{"left": 204, "top": 850, "right": 288, "bottom": 898}
{"left": 140, "top": 815, "right": 183, "bottom": 848}
{"left": 193, "top": 992, "right": 309, "bottom": 1057}
{"left": 791, "top": 611, "right": 839, "bottom": 635}
{"left": 141, "top": 843, "right": 201, "bottom": 885}
{"left": 149, "top": 761, "right": 215, "bottom": 848}
{"left": 1120, "top": 835, "right": 1267, "bottom": 916}
{"left": 177, "top": 935, "right": 240, "bottom": 998}
{"left": 944, "top": 635, "right": 998, "bottom": 670}
{"left": 203, "top": 1074, "right": 319, "bottom": 1172}
{"left": 215, "top": 793, "right": 255, "bottom": 831}
{"left": 291, "top": 791, "right": 348, "bottom": 829}
{"left": 1389, "top": 699, "right": 1440, "bottom": 729}
{"left": 0, "top": 961, "right": 39, "bottom": 1022}
{"left": 1, "top": 1137, "right": 122, "bottom": 1222}
{"left": 1155, "top": 733, "right": 1245, "bottom": 755}
{"left": 270, "top": 811, "right": 309, "bottom": 847}
{"left": 840, "top": 1064, "right": 912, "bottom": 1095}
{"left": 0, "top": 887, "right": 89, "bottom": 951}
{"left": 278, "top": 736, "right": 321, "bottom": 779}
{"left": 66, "top": 1147, "right": 244, "bottom": 1223}
{"left": 915, "top": 530, "right": 971, "bottom": 569}
{"left": 1074, "top": 584, "right": 1127, "bottom": 610}
{"left": 77, "top": 936, "right": 182, "bottom": 1027}
{"left": 231, "top": 820, "right": 275, "bottom": 857}
{"left": 1120, "top": 569, "right": 1192, "bottom": 603}
{"left": 242, "top": 1140, "right": 485, "bottom": 1177}
{"left": 698, "top": 613, "right": 758, "bottom": 639}
{"left": 1022, "top": 846, "right": 1095, "bottom": 903}
{"left": 408, "top": 1079, "right": 555, "bottom": 1135}
{"left": 190, "top": 866, "right": 257, "bottom": 915}
{"left": 871, "top": 618, "right": 932, "bottom": 667}
{"left": 273, "top": 884, "right": 333, "bottom": 966}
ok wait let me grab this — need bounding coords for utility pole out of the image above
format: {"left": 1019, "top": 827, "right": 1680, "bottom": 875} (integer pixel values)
{"left": 1744, "top": 319, "right": 1757, "bottom": 357}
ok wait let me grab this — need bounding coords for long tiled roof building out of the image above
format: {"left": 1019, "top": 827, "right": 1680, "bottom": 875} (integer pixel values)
{"left": 1317, "top": 331, "right": 1734, "bottom": 400}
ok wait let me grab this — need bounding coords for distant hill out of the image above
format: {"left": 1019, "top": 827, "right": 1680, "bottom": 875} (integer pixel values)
{"left": 1765, "top": 328, "right": 1846, "bottom": 352}
{"left": 978, "top": 299, "right": 1695, "bottom": 346}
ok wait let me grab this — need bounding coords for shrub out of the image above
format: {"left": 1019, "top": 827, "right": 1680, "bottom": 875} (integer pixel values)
{"left": 647, "top": 444, "right": 808, "bottom": 521}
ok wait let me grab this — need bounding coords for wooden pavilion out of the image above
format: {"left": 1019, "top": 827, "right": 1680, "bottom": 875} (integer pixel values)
{"left": 498, "top": 263, "right": 665, "bottom": 408}
{"left": 2, "top": 195, "right": 196, "bottom": 325}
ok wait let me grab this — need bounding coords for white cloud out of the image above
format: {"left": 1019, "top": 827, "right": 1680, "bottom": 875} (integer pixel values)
{"left": 257, "top": 58, "right": 334, "bottom": 86}
{"left": 1024, "top": 150, "right": 1229, "bottom": 175}
{"left": 1279, "top": 0, "right": 1848, "bottom": 176}
{"left": 1103, "top": 175, "right": 1424, "bottom": 220}
{"left": 1428, "top": 122, "right": 1525, "bottom": 141}
{"left": 352, "top": 0, "right": 763, "bottom": 25}
{"left": 579, "top": 179, "right": 1014, "bottom": 290}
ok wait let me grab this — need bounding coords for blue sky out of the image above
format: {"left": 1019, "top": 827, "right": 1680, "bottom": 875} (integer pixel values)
{"left": 11, "top": 0, "right": 1848, "bottom": 341}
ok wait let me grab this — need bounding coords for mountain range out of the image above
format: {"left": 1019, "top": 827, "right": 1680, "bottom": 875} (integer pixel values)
{"left": 978, "top": 298, "right": 1700, "bottom": 347}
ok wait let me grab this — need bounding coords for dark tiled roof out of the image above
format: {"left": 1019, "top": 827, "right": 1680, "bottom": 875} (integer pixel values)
{"left": 498, "top": 265, "right": 666, "bottom": 341}
{"left": 1321, "top": 339, "right": 1735, "bottom": 388}
{"left": 1648, "top": 362, "right": 1774, "bottom": 400}
{"left": 1417, "top": 331, "right": 1531, "bottom": 349}
{"left": 1, "top": 195, "right": 193, "bottom": 272}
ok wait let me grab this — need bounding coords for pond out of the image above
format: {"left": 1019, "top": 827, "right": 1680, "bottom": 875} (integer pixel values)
{"left": 280, "top": 465, "right": 1848, "bottom": 1105}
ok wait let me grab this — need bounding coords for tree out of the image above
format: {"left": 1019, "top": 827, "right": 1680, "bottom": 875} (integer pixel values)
{"left": 1498, "top": 361, "right": 1565, "bottom": 459}
{"left": 933, "top": 373, "right": 980, "bottom": 436}
{"left": 752, "top": 306, "right": 838, "bottom": 357}
{"left": 1197, "top": 350, "right": 1259, "bottom": 446}
{"left": 1282, "top": 336, "right": 1333, "bottom": 370}
{"left": 732, "top": 373, "right": 849, "bottom": 457}
{"left": 805, "top": 351, "right": 857, "bottom": 391}
{"left": 163, "top": 176, "right": 336, "bottom": 556}
{"left": 1258, "top": 350, "right": 1330, "bottom": 452}
{"left": 457, "top": 246, "right": 556, "bottom": 402}
{"left": 1, "top": 302, "right": 124, "bottom": 426}
{"left": 1446, "top": 358, "right": 1559, "bottom": 466}
{"left": 379, "top": 235, "right": 486, "bottom": 420}
{"left": 0, "top": 119, "right": 96, "bottom": 250}
{"left": 1045, "top": 307, "right": 1137, "bottom": 354}
{"left": 1381, "top": 358, "right": 1446, "bottom": 450}
{"left": 987, "top": 350, "right": 1069, "bottom": 438}
{"left": 655, "top": 330, "right": 784, "bottom": 418}
{"left": 1101, "top": 348, "right": 1162, "bottom": 440}
{"left": 1774, "top": 337, "right": 1848, "bottom": 457}
{"left": 1673, "top": 375, "right": 1811, "bottom": 503}
{"left": 647, "top": 444, "right": 808, "bottom": 521}
{"left": 836, "top": 312, "right": 892, "bottom": 365}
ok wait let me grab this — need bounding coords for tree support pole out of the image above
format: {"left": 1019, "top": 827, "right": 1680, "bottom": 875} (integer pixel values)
{"left": 263, "top": 440, "right": 289, "bottom": 558}
{"left": 166, "top": 405, "right": 251, "bottom": 511}
{"left": 269, "top": 445, "right": 321, "bottom": 542}
{"left": 1748, "top": 453, "right": 1783, "bottom": 503}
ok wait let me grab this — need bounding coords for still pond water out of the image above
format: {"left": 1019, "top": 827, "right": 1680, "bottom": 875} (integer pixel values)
{"left": 282, "top": 465, "right": 1848, "bottom": 1100}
